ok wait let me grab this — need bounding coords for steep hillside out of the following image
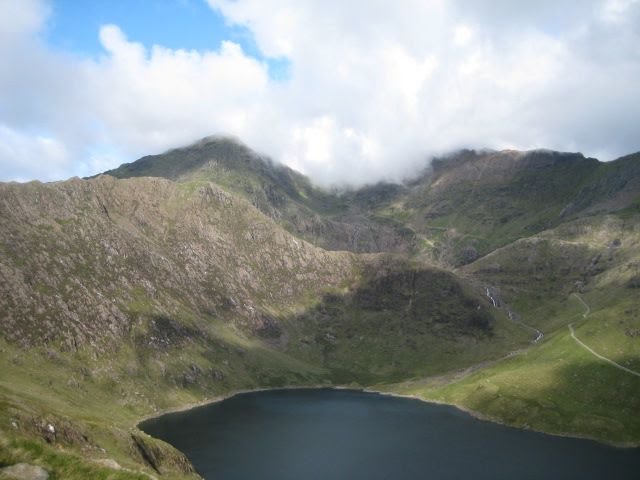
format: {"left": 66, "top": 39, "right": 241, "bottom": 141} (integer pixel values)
{"left": 103, "top": 137, "right": 414, "bottom": 254}
{"left": 0, "top": 176, "right": 356, "bottom": 349}
{"left": 389, "top": 149, "right": 640, "bottom": 265}
{"left": 0, "top": 173, "right": 521, "bottom": 479}
{"left": 0, "top": 175, "right": 357, "bottom": 478}
{"left": 104, "top": 139, "right": 640, "bottom": 267}
{"left": 284, "top": 255, "right": 527, "bottom": 384}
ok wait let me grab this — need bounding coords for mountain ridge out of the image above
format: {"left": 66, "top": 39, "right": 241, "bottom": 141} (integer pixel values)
{"left": 102, "top": 137, "right": 640, "bottom": 264}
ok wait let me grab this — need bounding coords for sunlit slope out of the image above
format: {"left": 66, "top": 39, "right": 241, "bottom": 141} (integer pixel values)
{"left": 464, "top": 214, "right": 640, "bottom": 332}
{"left": 400, "top": 297, "right": 640, "bottom": 445}
{"left": 394, "top": 213, "right": 640, "bottom": 445}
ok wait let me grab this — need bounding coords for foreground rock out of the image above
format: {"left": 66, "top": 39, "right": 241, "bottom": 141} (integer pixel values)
{"left": 0, "top": 464, "right": 49, "bottom": 480}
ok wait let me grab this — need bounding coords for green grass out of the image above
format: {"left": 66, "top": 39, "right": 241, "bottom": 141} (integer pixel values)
{"left": 0, "top": 328, "right": 328, "bottom": 479}
{"left": 280, "top": 263, "right": 533, "bottom": 384}
{"left": 389, "top": 215, "right": 640, "bottom": 446}
{"left": 389, "top": 284, "right": 640, "bottom": 446}
{"left": 0, "top": 436, "right": 150, "bottom": 480}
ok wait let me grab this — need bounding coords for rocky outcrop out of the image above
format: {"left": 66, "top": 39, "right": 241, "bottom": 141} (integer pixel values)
{"left": 0, "top": 175, "right": 356, "bottom": 350}
{"left": 103, "top": 137, "right": 414, "bottom": 254}
{"left": 0, "top": 464, "right": 49, "bottom": 480}
{"left": 130, "top": 433, "right": 194, "bottom": 476}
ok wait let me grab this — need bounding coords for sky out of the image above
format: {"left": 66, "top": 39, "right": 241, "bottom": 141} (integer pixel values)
{"left": 1, "top": 0, "right": 639, "bottom": 186}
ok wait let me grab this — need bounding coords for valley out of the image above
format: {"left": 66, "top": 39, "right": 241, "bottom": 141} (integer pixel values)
{"left": 1, "top": 137, "right": 639, "bottom": 479}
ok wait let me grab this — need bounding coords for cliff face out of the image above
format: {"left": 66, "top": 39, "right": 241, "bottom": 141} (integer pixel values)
{"left": 0, "top": 175, "right": 355, "bottom": 350}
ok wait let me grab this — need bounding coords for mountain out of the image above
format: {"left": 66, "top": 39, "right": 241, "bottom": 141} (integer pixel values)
{"left": 1, "top": 137, "right": 639, "bottom": 478}
{"left": 394, "top": 149, "right": 640, "bottom": 265}
{"left": 102, "top": 137, "right": 414, "bottom": 254}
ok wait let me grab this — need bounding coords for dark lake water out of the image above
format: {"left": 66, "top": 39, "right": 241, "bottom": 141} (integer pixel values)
{"left": 140, "top": 388, "right": 640, "bottom": 480}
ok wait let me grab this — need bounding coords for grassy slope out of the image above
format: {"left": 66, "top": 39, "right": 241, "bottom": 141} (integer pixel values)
{"left": 283, "top": 258, "right": 531, "bottom": 384}
{"left": 384, "top": 150, "right": 640, "bottom": 266}
{"left": 0, "top": 175, "right": 525, "bottom": 478}
{"left": 387, "top": 214, "right": 640, "bottom": 445}
{"left": 0, "top": 334, "right": 325, "bottom": 479}
{"left": 394, "top": 291, "right": 640, "bottom": 445}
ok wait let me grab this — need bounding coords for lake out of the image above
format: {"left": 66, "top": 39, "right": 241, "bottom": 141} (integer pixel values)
{"left": 139, "top": 388, "right": 640, "bottom": 479}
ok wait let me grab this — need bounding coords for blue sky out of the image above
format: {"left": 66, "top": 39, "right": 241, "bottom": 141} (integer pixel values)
{"left": 44, "top": 0, "right": 289, "bottom": 79}
{"left": 1, "top": 0, "right": 639, "bottom": 185}
{"left": 47, "top": 0, "right": 232, "bottom": 54}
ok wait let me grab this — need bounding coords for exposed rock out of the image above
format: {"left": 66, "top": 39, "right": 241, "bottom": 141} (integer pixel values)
{"left": 130, "top": 433, "right": 195, "bottom": 475}
{"left": 0, "top": 464, "right": 49, "bottom": 480}
{"left": 103, "top": 137, "right": 414, "bottom": 254}
{"left": 625, "top": 328, "right": 640, "bottom": 338}
{"left": 0, "top": 175, "right": 356, "bottom": 350}
{"left": 94, "top": 458, "right": 121, "bottom": 470}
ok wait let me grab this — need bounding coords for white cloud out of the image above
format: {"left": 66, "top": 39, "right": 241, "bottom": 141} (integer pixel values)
{"left": 601, "top": 0, "right": 640, "bottom": 23}
{"left": 453, "top": 25, "right": 474, "bottom": 47}
{"left": 1, "top": 0, "right": 640, "bottom": 185}
{"left": 0, "top": 0, "right": 48, "bottom": 42}
{"left": 87, "top": 24, "right": 270, "bottom": 154}
{"left": 0, "top": 125, "right": 70, "bottom": 181}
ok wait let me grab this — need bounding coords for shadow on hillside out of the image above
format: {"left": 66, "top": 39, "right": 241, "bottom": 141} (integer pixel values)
{"left": 126, "top": 260, "right": 516, "bottom": 394}
{"left": 249, "top": 261, "right": 504, "bottom": 384}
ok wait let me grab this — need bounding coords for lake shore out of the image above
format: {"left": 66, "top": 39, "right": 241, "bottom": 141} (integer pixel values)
{"left": 136, "top": 384, "right": 639, "bottom": 449}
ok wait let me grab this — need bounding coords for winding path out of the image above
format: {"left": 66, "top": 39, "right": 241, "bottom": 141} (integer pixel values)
{"left": 571, "top": 293, "right": 591, "bottom": 318}
{"left": 568, "top": 323, "right": 640, "bottom": 378}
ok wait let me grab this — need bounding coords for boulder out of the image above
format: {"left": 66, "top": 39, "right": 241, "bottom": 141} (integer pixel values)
{"left": 0, "top": 463, "right": 49, "bottom": 480}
